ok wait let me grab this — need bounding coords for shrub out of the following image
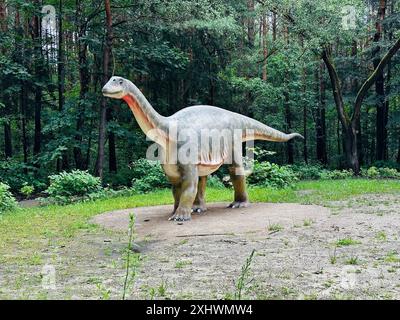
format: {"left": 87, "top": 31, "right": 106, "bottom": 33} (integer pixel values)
{"left": 378, "top": 167, "right": 400, "bottom": 179}
{"left": 131, "top": 159, "right": 169, "bottom": 193}
{"left": 247, "top": 161, "right": 297, "bottom": 189}
{"left": 290, "top": 164, "right": 326, "bottom": 180}
{"left": 0, "top": 160, "right": 47, "bottom": 193}
{"left": 20, "top": 183, "right": 35, "bottom": 198}
{"left": 44, "top": 170, "right": 102, "bottom": 204}
{"left": 322, "top": 169, "right": 354, "bottom": 180}
{"left": 0, "top": 182, "right": 18, "bottom": 214}
{"left": 365, "top": 166, "right": 380, "bottom": 179}
{"left": 207, "top": 175, "right": 225, "bottom": 188}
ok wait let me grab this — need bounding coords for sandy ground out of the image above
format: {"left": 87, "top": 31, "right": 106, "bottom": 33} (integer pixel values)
{"left": 1, "top": 194, "right": 400, "bottom": 299}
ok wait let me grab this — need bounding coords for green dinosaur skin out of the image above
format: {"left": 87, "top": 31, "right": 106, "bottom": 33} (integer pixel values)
{"left": 102, "top": 76, "right": 303, "bottom": 222}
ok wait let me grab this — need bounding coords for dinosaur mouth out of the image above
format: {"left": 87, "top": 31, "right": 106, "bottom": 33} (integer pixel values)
{"left": 102, "top": 89, "right": 123, "bottom": 97}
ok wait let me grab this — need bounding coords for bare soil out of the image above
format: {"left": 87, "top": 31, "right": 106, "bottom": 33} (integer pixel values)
{"left": 1, "top": 194, "right": 400, "bottom": 300}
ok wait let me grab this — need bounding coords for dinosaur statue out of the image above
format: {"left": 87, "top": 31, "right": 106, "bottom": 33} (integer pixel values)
{"left": 102, "top": 76, "right": 303, "bottom": 222}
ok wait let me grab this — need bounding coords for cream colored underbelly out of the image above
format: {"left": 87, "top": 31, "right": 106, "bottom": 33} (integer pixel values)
{"left": 161, "top": 163, "right": 223, "bottom": 179}
{"left": 197, "top": 163, "right": 223, "bottom": 176}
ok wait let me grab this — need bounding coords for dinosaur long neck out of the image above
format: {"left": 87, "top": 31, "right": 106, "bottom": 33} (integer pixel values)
{"left": 122, "top": 82, "right": 166, "bottom": 136}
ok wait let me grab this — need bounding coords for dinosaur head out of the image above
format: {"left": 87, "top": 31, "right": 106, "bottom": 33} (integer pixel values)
{"left": 102, "top": 76, "right": 128, "bottom": 99}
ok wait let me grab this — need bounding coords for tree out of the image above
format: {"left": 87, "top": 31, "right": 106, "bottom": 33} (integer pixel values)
{"left": 322, "top": 37, "right": 400, "bottom": 173}
{"left": 96, "top": 0, "right": 113, "bottom": 180}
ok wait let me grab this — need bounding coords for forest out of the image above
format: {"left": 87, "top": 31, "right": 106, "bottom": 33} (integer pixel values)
{"left": 0, "top": 0, "right": 399, "bottom": 192}
{"left": 1, "top": 0, "right": 400, "bottom": 301}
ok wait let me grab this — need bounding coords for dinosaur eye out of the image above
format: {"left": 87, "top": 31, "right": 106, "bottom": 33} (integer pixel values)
{"left": 119, "top": 80, "right": 123, "bottom": 84}
{"left": 112, "top": 79, "right": 116, "bottom": 82}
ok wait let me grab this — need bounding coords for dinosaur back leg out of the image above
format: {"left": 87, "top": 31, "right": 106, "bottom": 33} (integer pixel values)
{"left": 192, "top": 176, "right": 207, "bottom": 213}
{"left": 168, "top": 164, "right": 198, "bottom": 222}
{"left": 228, "top": 164, "right": 249, "bottom": 209}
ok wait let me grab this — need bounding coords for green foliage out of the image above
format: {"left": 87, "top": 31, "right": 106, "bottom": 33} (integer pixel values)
{"left": 247, "top": 161, "right": 298, "bottom": 189}
{"left": 44, "top": 170, "right": 102, "bottom": 204}
{"left": 290, "top": 164, "right": 353, "bottom": 180}
{"left": 361, "top": 166, "right": 400, "bottom": 179}
{"left": 0, "top": 182, "right": 18, "bottom": 214}
{"left": 290, "top": 164, "right": 326, "bottom": 180}
{"left": 20, "top": 183, "right": 35, "bottom": 198}
{"left": 206, "top": 175, "right": 225, "bottom": 188}
{"left": 321, "top": 169, "right": 354, "bottom": 180}
{"left": 365, "top": 166, "right": 380, "bottom": 179}
{"left": 131, "top": 159, "right": 170, "bottom": 193}
{"left": 0, "top": 161, "right": 47, "bottom": 193}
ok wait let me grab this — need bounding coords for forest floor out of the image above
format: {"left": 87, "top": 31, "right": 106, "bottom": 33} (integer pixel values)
{"left": 0, "top": 180, "right": 399, "bottom": 300}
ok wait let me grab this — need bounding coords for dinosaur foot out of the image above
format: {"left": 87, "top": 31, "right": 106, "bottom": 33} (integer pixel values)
{"left": 191, "top": 206, "right": 207, "bottom": 214}
{"left": 228, "top": 201, "right": 249, "bottom": 209}
{"left": 168, "top": 208, "right": 192, "bottom": 222}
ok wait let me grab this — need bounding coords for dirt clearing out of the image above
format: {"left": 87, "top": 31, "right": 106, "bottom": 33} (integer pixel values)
{"left": 1, "top": 194, "right": 399, "bottom": 299}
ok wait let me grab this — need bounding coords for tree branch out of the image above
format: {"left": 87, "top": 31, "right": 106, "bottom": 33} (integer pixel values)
{"left": 321, "top": 48, "right": 349, "bottom": 129}
{"left": 352, "top": 37, "right": 400, "bottom": 123}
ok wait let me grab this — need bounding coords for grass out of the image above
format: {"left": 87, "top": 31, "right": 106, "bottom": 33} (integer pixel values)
{"left": 336, "top": 238, "right": 361, "bottom": 247}
{"left": 268, "top": 223, "right": 284, "bottom": 232}
{"left": 0, "top": 179, "right": 399, "bottom": 265}
{"left": 175, "top": 259, "right": 192, "bottom": 269}
{"left": 384, "top": 251, "right": 400, "bottom": 263}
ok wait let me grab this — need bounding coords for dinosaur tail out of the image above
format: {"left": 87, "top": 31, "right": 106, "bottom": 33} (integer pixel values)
{"left": 242, "top": 118, "right": 304, "bottom": 142}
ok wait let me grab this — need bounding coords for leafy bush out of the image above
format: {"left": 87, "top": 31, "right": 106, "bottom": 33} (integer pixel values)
{"left": 103, "top": 166, "right": 136, "bottom": 188}
{"left": 44, "top": 170, "right": 102, "bottom": 204}
{"left": 0, "top": 160, "right": 47, "bottom": 193}
{"left": 131, "top": 159, "right": 170, "bottom": 193}
{"left": 321, "top": 169, "right": 354, "bottom": 180}
{"left": 290, "top": 164, "right": 327, "bottom": 180}
{"left": 365, "top": 166, "right": 380, "bottom": 179}
{"left": 361, "top": 166, "right": 400, "bottom": 179}
{"left": 0, "top": 182, "right": 18, "bottom": 214}
{"left": 377, "top": 167, "right": 400, "bottom": 179}
{"left": 20, "top": 183, "right": 35, "bottom": 198}
{"left": 247, "top": 161, "right": 298, "bottom": 189}
{"left": 207, "top": 175, "right": 225, "bottom": 188}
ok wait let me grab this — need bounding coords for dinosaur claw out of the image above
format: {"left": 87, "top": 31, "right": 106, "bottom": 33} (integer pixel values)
{"left": 228, "top": 201, "right": 249, "bottom": 209}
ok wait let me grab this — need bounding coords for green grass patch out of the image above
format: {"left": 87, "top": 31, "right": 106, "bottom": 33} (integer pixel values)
{"left": 0, "top": 179, "right": 399, "bottom": 264}
{"left": 336, "top": 238, "right": 361, "bottom": 247}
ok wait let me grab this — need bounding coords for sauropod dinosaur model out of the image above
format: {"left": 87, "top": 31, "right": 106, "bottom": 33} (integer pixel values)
{"left": 102, "top": 76, "right": 303, "bottom": 222}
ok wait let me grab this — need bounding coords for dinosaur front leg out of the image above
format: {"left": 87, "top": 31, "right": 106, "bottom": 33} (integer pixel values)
{"left": 192, "top": 176, "right": 207, "bottom": 214}
{"left": 228, "top": 165, "right": 249, "bottom": 208}
{"left": 169, "top": 165, "right": 198, "bottom": 222}
{"left": 171, "top": 183, "right": 182, "bottom": 214}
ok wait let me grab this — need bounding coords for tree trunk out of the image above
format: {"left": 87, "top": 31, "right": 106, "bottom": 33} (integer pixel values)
{"left": 57, "top": 0, "right": 68, "bottom": 170}
{"left": 107, "top": 108, "right": 117, "bottom": 173}
{"left": 374, "top": 0, "right": 388, "bottom": 161}
{"left": 283, "top": 26, "right": 293, "bottom": 164}
{"left": 0, "top": 1, "right": 12, "bottom": 158}
{"left": 343, "top": 125, "right": 360, "bottom": 174}
{"left": 284, "top": 90, "right": 294, "bottom": 164}
{"left": 74, "top": 0, "right": 89, "bottom": 169}
{"left": 3, "top": 122, "right": 12, "bottom": 158}
{"left": 272, "top": 11, "right": 277, "bottom": 41}
{"left": 315, "top": 62, "right": 328, "bottom": 165}
{"left": 351, "top": 41, "right": 364, "bottom": 165}
{"left": 32, "top": 1, "right": 42, "bottom": 156}
{"left": 247, "top": 0, "right": 255, "bottom": 47}
{"left": 96, "top": 0, "right": 113, "bottom": 180}
{"left": 302, "top": 65, "right": 308, "bottom": 164}
{"left": 397, "top": 137, "right": 400, "bottom": 164}
{"left": 261, "top": 13, "right": 268, "bottom": 81}
{"left": 21, "top": 83, "right": 28, "bottom": 164}
{"left": 322, "top": 48, "right": 360, "bottom": 173}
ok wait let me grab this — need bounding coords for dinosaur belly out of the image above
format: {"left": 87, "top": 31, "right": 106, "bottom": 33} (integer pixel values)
{"left": 198, "top": 163, "right": 223, "bottom": 176}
